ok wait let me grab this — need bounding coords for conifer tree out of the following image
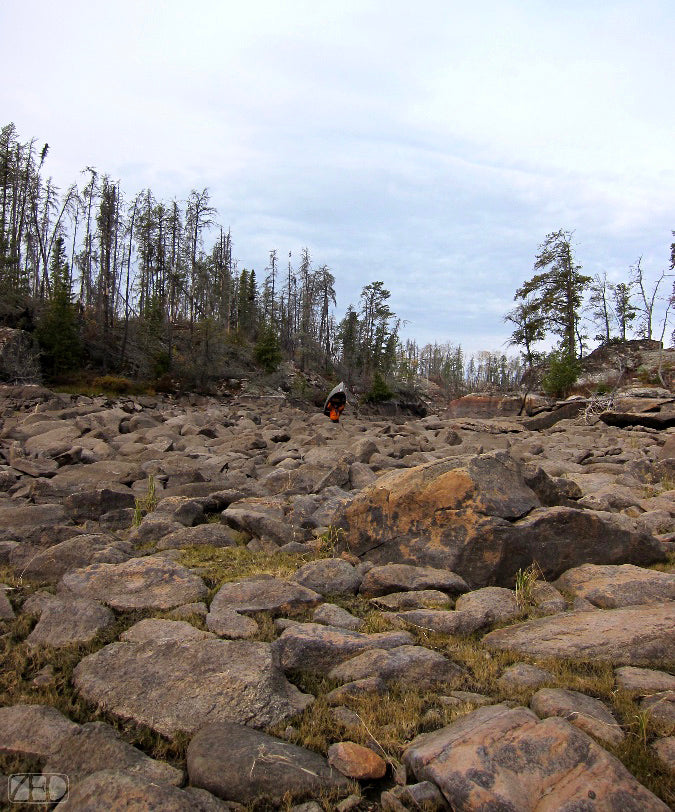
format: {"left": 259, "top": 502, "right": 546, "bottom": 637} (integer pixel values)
{"left": 36, "top": 235, "right": 80, "bottom": 375}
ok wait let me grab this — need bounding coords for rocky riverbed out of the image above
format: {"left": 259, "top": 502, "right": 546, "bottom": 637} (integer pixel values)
{"left": 0, "top": 383, "right": 673, "bottom": 809}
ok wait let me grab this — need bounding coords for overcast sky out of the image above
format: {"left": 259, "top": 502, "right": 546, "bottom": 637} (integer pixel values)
{"left": 3, "top": 0, "right": 673, "bottom": 356}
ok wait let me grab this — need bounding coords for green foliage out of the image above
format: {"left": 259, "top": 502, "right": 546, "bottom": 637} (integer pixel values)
{"left": 36, "top": 236, "right": 81, "bottom": 376}
{"left": 363, "top": 372, "right": 393, "bottom": 403}
{"left": 515, "top": 230, "right": 590, "bottom": 360}
{"left": 132, "top": 475, "right": 158, "bottom": 527}
{"left": 254, "top": 323, "right": 282, "bottom": 372}
{"left": 541, "top": 352, "right": 580, "bottom": 398}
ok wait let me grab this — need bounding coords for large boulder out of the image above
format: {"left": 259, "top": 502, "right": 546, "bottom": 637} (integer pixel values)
{"left": 334, "top": 452, "right": 665, "bottom": 587}
{"left": 73, "top": 637, "right": 313, "bottom": 737}
{"left": 402, "top": 704, "right": 668, "bottom": 810}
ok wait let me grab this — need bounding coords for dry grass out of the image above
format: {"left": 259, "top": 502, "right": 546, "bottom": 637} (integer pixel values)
{"left": 2, "top": 539, "right": 674, "bottom": 807}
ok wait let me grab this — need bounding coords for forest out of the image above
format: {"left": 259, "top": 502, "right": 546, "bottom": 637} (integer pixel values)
{"left": 1, "top": 122, "right": 673, "bottom": 400}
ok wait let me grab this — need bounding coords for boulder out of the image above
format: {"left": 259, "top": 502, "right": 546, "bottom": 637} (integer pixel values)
{"left": 44, "top": 721, "right": 183, "bottom": 787}
{"left": 208, "top": 575, "right": 322, "bottom": 617}
{"left": 530, "top": 687, "right": 624, "bottom": 747}
{"left": 52, "top": 769, "right": 220, "bottom": 811}
{"left": 272, "top": 623, "right": 413, "bottom": 674}
{"left": 73, "top": 638, "right": 313, "bottom": 737}
{"left": 63, "top": 485, "right": 136, "bottom": 521}
{"left": 483, "top": 603, "right": 675, "bottom": 666}
{"left": 11, "top": 534, "right": 132, "bottom": 582}
{"left": 313, "top": 603, "right": 364, "bottom": 630}
{"left": 554, "top": 563, "right": 675, "bottom": 608}
{"left": 0, "top": 704, "right": 78, "bottom": 759}
{"left": 402, "top": 704, "right": 668, "bottom": 811}
{"left": 187, "top": 722, "right": 350, "bottom": 803}
{"left": 327, "top": 644, "right": 465, "bottom": 688}
{"left": 292, "top": 558, "right": 362, "bottom": 595}
{"left": 59, "top": 555, "right": 207, "bottom": 610}
{"left": 359, "top": 564, "right": 468, "bottom": 597}
{"left": 334, "top": 452, "right": 665, "bottom": 587}
{"left": 155, "top": 523, "right": 241, "bottom": 550}
{"left": 615, "top": 667, "right": 675, "bottom": 694}
{"left": 24, "top": 594, "right": 114, "bottom": 648}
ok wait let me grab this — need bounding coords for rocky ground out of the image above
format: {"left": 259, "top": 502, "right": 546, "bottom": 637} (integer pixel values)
{"left": 0, "top": 382, "right": 673, "bottom": 810}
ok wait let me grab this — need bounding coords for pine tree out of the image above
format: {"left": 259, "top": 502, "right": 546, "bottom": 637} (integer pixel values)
{"left": 36, "top": 235, "right": 80, "bottom": 375}
{"left": 515, "top": 230, "right": 590, "bottom": 359}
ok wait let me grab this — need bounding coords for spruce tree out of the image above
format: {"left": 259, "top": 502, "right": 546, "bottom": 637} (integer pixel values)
{"left": 36, "top": 235, "right": 80, "bottom": 376}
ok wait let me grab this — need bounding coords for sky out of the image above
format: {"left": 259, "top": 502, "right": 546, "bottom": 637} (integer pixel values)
{"left": 2, "top": 0, "right": 674, "bottom": 357}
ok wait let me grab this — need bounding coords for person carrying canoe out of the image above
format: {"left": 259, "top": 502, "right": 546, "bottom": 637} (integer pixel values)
{"left": 323, "top": 381, "right": 347, "bottom": 423}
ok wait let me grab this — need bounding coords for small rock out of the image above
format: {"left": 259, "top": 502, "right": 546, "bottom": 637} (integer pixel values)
{"left": 497, "top": 663, "right": 556, "bottom": 691}
{"left": 328, "top": 741, "right": 387, "bottom": 780}
{"left": 313, "top": 603, "right": 364, "bottom": 630}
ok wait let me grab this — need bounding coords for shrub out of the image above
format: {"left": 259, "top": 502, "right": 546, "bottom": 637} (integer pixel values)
{"left": 541, "top": 352, "right": 580, "bottom": 398}
{"left": 363, "top": 373, "right": 393, "bottom": 403}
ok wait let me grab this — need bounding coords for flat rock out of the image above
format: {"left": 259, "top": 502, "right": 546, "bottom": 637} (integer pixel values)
{"left": 327, "top": 644, "right": 464, "bottom": 688}
{"left": 272, "top": 622, "right": 413, "bottom": 674}
{"left": 206, "top": 606, "right": 259, "bottom": 639}
{"left": 208, "top": 575, "right": 322, "bottom": 616}
{"left": 60, "top": 555, "right": 207, "bottom": 610}
{"left": 454, "top": 586, "right": 521, "bottom": 627}
{"left": 119, "top": 618, "right": 215, "bottom": 643}
{"left": 53, "top": 769, "right": 219, "bottom": 811}
{"left": 155, "top": 523, "right": 241, "bottom": 550}
{"left": 313, "top": 603, "right": 364, "bottom": 630}
{"left": 403, "top": 704, "right": 668, "bottom": 811}
{"left": 483, "top": 603, "right": 675, "bottom": 666}
{"left": 358, "top": 563, "right": 469, "bottom": 597}
{"left": 0, "top": 502, "right": 67, "bottom": 543}
{"left": 327, "top": 741, "right": 386, "bottom": 780}
{"left": 0, "top": 704, "right": 78, "bottom": 759}
{"left": 73, "top": 638, "right": 313, "bottom": 737}
{"left": 187, "top": 722, "right": 350, "bottom": 803}
{"left": 554, "top": 563, "right": 675, "bottom": 607}
{"left": 382, "top": 608, "right": 483, "bottom": 636}
{"left": 24, "top": 594, "right": 114, "bottom": 648}
{"left": 497, "top": 663, "right": 556, "bottom": 692}
{"left": 370, "top": 589, "right": 451, "bottom": 610}
{"left": 64, "top": 484, "right": 136, "bottom": 521}
{"left": 292, "top": 558, "right": 362, "bottom": 595}
{"left": 44, "top": 720, "right": 183, "bottom": 787}
{"left": 615, "top": 666, "right": 675, "bottom": 693}
{"left": 10, "top": 534, "right": 132, "bottom": 582}
{"left": 530, "top": 687, "right": 624, "bottom": 747}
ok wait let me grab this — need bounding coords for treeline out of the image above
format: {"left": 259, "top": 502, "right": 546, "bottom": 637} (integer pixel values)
{"left": 0, "top": 121, "right": 526, "bottom": 397}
